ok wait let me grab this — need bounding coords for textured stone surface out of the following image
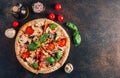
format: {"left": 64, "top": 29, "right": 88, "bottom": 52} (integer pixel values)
{"left": 0, "top": 0, "right": 120, "bottom": 78}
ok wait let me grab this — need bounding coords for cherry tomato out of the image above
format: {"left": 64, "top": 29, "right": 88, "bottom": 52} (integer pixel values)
{"left": 25, "top": 26, "right": 34, "bottom": 35}
{"left": 47, "top": 43, "right": 55, "bottom": 51}
{"left": 21, "top": 51, "right": 30, "bottom": 59}
{"left": 39, "top": 47, "right": 44, "bottom": 53}
{"left": 12, "top": 20, "right": 19, "bottom": 27}
{"left": 57, "top": 15, "right": 64, "bottom": 22}
{"left": 55, "top": 3, "right": 62, "bottom": 11}
{"left": 49, "top": 13, "right": 55, "bottom": 20}
{"left": 39, "top": 53, "right": 44, "bottom": 60}
{"left": 57, "top": 38, "right": 66, "bottom": 47}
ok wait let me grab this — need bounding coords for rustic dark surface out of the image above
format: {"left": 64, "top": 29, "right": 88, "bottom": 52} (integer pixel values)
{"left": 0, "top": 0, "right": 120, "bottom": 78}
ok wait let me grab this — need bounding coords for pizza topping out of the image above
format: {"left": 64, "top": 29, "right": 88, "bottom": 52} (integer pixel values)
{"left": 46, "top": 57, "right": 55, "bottom": 64}
{"left": 25, "top": 26, "right": 34, "bottom": 35}
{"left": 39, "top": 52, "right": 45, "bottom": 60}
{"left": 28, "top": 43, "right": 37, "bottom": 51}
{"left": 31, "top": 25, "right": 42, "bottom": 36}
{"left": 28, "top": 35, "right": 35, "bottom": 39}
{"left": 49, "top": 23, "right": 57, "bottom": 29}
{"left": 36, "top": 48, "right": 45, "bottom": 61}
{"left": 49, "top": 34, "right": 55, "bottom": 39}
{"left": 30, "top": 51, "right": 36, "bottom": 58}
{"left": 55, "top": 50, "right": 62, "bottom": 60}
{"left": 46, "top": 49, "right": 62, "bottom": 64}
{"left": 21, "top": 51, "right": 30, "bottom": 59}
{"left": 34, "top": 23, "right": 39, "bottom": 27}
{"left": 39, "top": 47, "right": 44, "bottom": 53}
{"left": 49, "top": 33, "right": 57, "bottom": 39}
{"left": 46, "top": 43, "right": 55, "bottom": 51}
{"left": 33, "top": 40, "right": 41, "bottom": 47}
{"left": 39, "top": 62, "right": 46, "bottom": 68}
{"left": 28, "top": 40, "right": 40, "bottom": 51}
{"left": 19, "top": 34, "right": 29, "bottom": 44}
{"left": 43, "top": 24, "right": 49, "bottom": 32}
{"left": 39, "top": 33, "right": 48, "bottom": 43}
{"left": 32, "top": 63, "right": 39, "bottom": 69}
{"left": 57, "top": 38, "right": 66, "bottom": 47}
{"left": 26, "top": 57, "right": 35, "bottom": 64}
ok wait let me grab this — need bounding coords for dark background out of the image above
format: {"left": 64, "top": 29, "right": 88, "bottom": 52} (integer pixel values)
{"left": 0, "top": 0, "right": 120, "bottom": 78}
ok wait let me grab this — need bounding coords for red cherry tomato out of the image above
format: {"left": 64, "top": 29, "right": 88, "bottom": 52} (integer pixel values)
{"left": 57, "top": 15, "right": 64, "bottom": 22}
{"left": 12, "top": 20, "right": 19, "bottom": 27}
{"left": 25, "top": 26, "right": 34, "bottom": 35}
{"left": 47, "top": 43, "right": 55, "bottom": 51}
{"left": 39, "top": 53, "right": 44, "bottom": 60}
{"left": 49, "top": 13, "right": 55, "bottom": 20}
{"left": 55, "top": 3, "right": 62, "bottom": 10}
{"left": 21, "top": 51, "right": 30, "bottom": 59}
{"left": 39, "top": 47, "right": 44, "bottom": 53}
{"left": 57, "top": 38, "right": 66, "bottom": 47}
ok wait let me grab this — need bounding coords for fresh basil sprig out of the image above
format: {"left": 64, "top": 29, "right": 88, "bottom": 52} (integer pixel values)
{"left": 66, "top": 22, "right": 81, "bottom": 46}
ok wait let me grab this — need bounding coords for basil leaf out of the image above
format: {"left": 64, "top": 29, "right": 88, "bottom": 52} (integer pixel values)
{"left": 66, "top": 22, "right": 78, "bottom": 31}
{"left": 49, "top": 24, "right": 57, "bottom": 28}
{"left": 28, "top": 43, "right": 37, "bottom": 51}
{"left": 46, "top": 57, "right": 55, "bottom": 64}
{"left": 56, "top": 50, "right": 62, "bottom": 59}
{"left": 33, "top": 40, "right": 41, "bottom": 47}
{"left": 39, "top": 33, "right": 48, "bottom": 43}
{"left": 32, "top": 63, "right": 39, "bottom": 69}
{"left": 73, "top": 31, "right": 81, "bottom": 46}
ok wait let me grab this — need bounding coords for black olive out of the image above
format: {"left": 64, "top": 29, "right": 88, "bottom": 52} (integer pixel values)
{"left": 25, "top": 41, "right": 29, "bottom": 44}
{"left": 54, "top": 33, "right": 57, "bottom": 39}
{"left": 58, "top": 48, "right": 62, "bottom": 51}
{"left": 21, "top": 57, "right": 27, "bottom": 62}
{"left": 41, "top": 25, "right": 44, "bottom": 30}
{"left": 29, "top": 35, "right": 34, "bottom": 38}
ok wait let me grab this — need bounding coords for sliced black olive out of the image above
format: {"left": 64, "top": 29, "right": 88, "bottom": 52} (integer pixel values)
{"left": 29, "top": 35, "right": 35, "bottom": 38}
{"left": 41, "top": 25, "right": 44, "bottom": 30}
{"left": 54, "top": 33, "right": 57, "bottom": 39}
{"left": 21, "top": 56, "right": 27, "bottom": 62}
{"left": 25, "top": 41, "right": 29, "bottom": 44}
{"left": 58, "top": 48, "right": 62, "bottom": 51}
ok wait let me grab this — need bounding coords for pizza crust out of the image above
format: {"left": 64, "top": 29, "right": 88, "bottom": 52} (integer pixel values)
{"left": 15, "top": 18, "right": 70, "bottom": 74}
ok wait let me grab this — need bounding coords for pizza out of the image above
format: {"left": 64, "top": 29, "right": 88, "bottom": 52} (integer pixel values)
{"left": 15, "top": 18, "right": 70, "bottom": 74}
